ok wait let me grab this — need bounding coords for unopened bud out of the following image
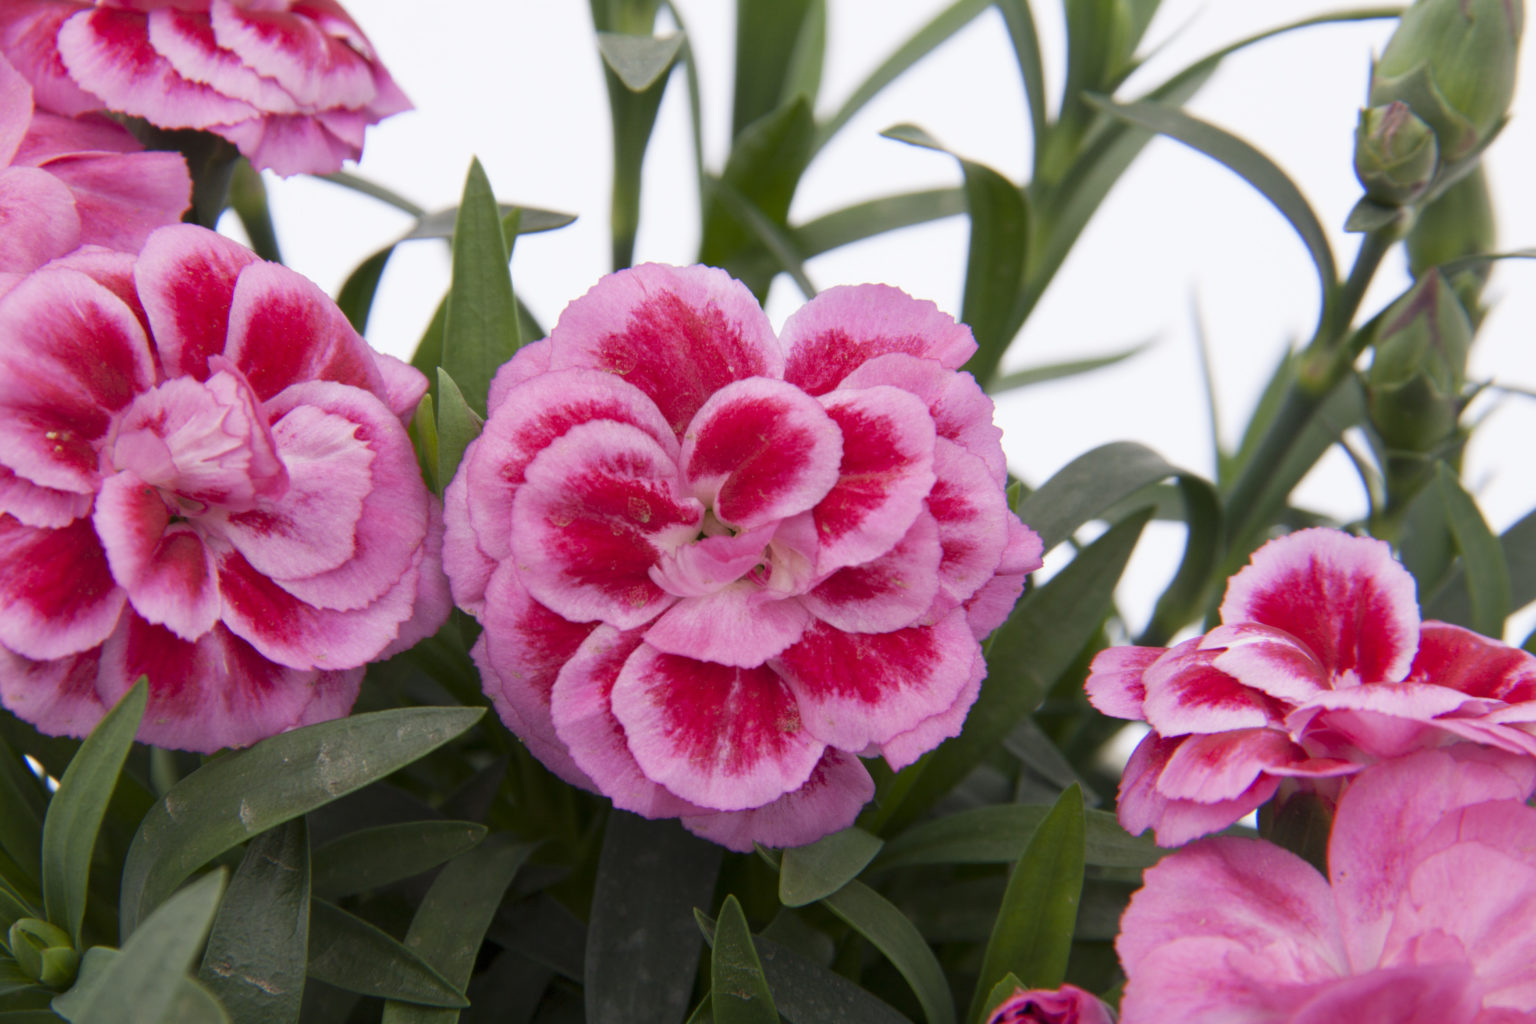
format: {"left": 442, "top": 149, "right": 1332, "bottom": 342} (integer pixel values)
{"left": 1407, "top": 165, "right": 1495, "bottom": 315}
{"left": 7, "top": 918, "right": 79, "bottom": 989}
{"left": 1354, "top": 102, "right": 1439, "bottom": 205}
{"left": 1367, "top": 271, "right": 1473, "bottom": 452}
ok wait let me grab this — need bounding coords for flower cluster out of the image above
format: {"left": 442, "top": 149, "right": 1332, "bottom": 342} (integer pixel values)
{"left": 443, "top": 263, "right": 1040, "bottom": 850}
{"left": 0, "top": 0, "right": 409, "bottom": 175}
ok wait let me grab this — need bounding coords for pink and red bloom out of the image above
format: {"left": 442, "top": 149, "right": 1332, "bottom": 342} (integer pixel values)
{"left": 987, "top": 984, "right": 1116, "bottom": 1024}
{"left": 443, "top": 263, "right": 1040, "bottom": 850}
{"left": 0, "top": 224, "right": 448, "bottom": 751}
{"left": 0, "top": 0, "right": 410, "bottom": 176}
{"left": 1116, "top": 748, "right": 1536, "bottom": 1023}
{"left": 1087, "top": 527, "right": 1536, "bottom": 846}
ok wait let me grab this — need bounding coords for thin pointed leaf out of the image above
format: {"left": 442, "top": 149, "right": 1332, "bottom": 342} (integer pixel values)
{"left": 870, "top": 805, "right": 1162, "bottom": 873}
{"left": 120, "top": 707, "right": 482, "bottom": 933}
{"left": 967, "top": 786, "right": 1085, "bottom": 1021}
{"left": 336, "top": 247, "right": 393, "bottom": 335}
{"left": 322, "top": 171, "right": 426, "bottom": 218}
{"left": 822, "top": 881, "right": 953, "bottom": 1024}
{"left": 405, "top": 206, "right": 575, "bottom": 242}
{"left": 1014, "top": 441, "right": 1201, "bottom": 553}
{"left": 228, "top": 159, "right": 281, "bottom": 264}
{"left": 712, "top": 181, "right": 817, "bottom": 298}
{"left": 987, "top": 341, "right": 1152, "bottom": 392}
{"left": 979, "top": 975, "right": 1025, "bottom": 1022}
{"left": 750, "top": 933, "right": 910, "bottom": 1024}
{"left": 442, "top": 159, "right": 518, "bottom": 417}
{"left": 198, "top": 820, "right": 309, "bottom": 1024}
{"left": 1426, "top": 508, "right": 1536, "bottom": 624}
{"left": 732, "top": 0, "right": 819, "bottom": 138}
{"left": 50, "top": 950, "right": 229, "bottom": 1024}
{"left": 710, "top": 896, "right": 776, "bottom": 1024}
{"left": 994, "top": 0, "right": 1047, "bottom": 156}
{"left": 311, "top": 821, "right": 487, "bottom": 900}
{"left": 779, "top": 0, "right": 826, "bottom": 109}
{"left": 41, "top": 679, "right": 146, "bottom": 946}
{"left": 1435, "top": 464, "right": 1510, "bottom": 638}
{"left": 791, "top": 188, "right": 966, "bottom": 258}
{"left": 777, "top": 828, "right": 883, "bottom": 907}
{"left": 436, "top": 369, "right": 484, "bottom": 492}
{"left": 411, "top": 393, "right": 440, "bottom": 494}
{"left": 597, "top": 32, "right": 684, "bottom": 92}
{"left": 0, "top": 734, "right": 47, "bottom": 894}
{"left": 307, "top": 900, "right": 468, "bottom": 1009}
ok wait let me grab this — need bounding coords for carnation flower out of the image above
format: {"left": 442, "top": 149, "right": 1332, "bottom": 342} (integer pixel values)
{"left": 986, "top": 983, "right": 1117, "bottom": 1024}
{"left": 1086, "top": 527, "right": 1536, "bottom": 846}
{"left": 0, "top": 49, "right": 188, "bottom": 284}
{"left": 443, "top": 263, "right": 1040, "bottom": 850}
{"left": 0, "top": 224, "right": 448, "bottom": 751}
{"left": 0, "top": 0, "right": 410, "bottom": 176}
{"left": 1116, "top": 748, "right": 1536, "bottom": 1023}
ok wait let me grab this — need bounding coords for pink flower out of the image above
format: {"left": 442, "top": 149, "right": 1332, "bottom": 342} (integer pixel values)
{"left": 0, "top": 49, "right": 189, "bottom": 285}
{"left": 0, "top": 224, "right": 449, "bottom": 751}
{"left": 1115, "top": 748, "right": 1536, "bottom": 1023}
{"left": 0, "top": 0, "right": 410, "bottom": 176}
{"left": 987, "top": 984, "right": 1117, "bottom": 1024}
{"left": 443, "top": 263, "right": 1041, "bottom": 850}
{"left": 1086, "top": 527, "right": 1536, "bottom": 845}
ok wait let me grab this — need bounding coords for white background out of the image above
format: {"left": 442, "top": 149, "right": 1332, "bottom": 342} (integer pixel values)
{"left": 248, "top": 0, "right": 1536, "bottom": 639}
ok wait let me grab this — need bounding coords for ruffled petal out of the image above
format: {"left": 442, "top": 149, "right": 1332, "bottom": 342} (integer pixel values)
{"left": 0, "top": 2, "right": 99, "bottom": 117}
{"left": 1118, "top": 732, "right": 1281, "bottom": 846}
{"left": 925, "top": 439, "right": 1009, "bottom": 607}
{"left": 148, "top": 7, "right": 299, "bottom": 114}
{"left": 1407, "top": 621, "right": 1536, "bottom": 702}
{"left": 681, "top": 748, "right": 875, "bottom": 851}
{"left": 801, "top": 511, "right": 942, "bottom": 634}
{"left": 643, "top": 583, "right": 809, "bottom": 668}
{"left": 208, "top": 0, "right": 375, "bottom": 110}
{"left": 0, "top": 463, "right": 90, "bottom": 528}
{"left": 1141, "top": 638, "right": 1277, "bottom": 736}
{"left": 1084, "top": 645, "right": 1161, "bottom": 720}
{"left": 1155, "top": 728, "right": 1307, "bottom": 803}
{"left": 94, "top": 471, "right": 219, "bottom": 640}
{"left": 0, "top": 643, "right": 104, "bottom": 740}
{"left": 1205, "top": 621, "right": 1330, "bottom": 703}
{"left": 0, "top": 515, "right": 123, "bottom": 660}
{"left": 878, "top": 649, "right": 983, "bottom": 771}
{"left": 133, "top": 223, "right": 259, "bottom": 380}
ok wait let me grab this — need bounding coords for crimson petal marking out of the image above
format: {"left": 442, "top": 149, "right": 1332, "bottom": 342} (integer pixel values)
{"left": 0, "top": 166, "right": 79, "bottom": 272}
{"left": 0, "top": 463, "right": 90, "bottom": 528}
{"left": 1085, "top": 645, "right": 1162, "bottom": 720}
{"left": 643, "top": 583, "right": 810, "bottom": 668}
{"left": 1141, "top": 638, "right": 1276, "bottom": 736}
{"left": 209, "top": 0, "right": 375, "bottom": 110}
{"left": 1408, "top": 621, "right": 1536, "bottom": 703}
{"left": 925, "top": 439, "right": 1009, "bottom": 607}
{"left": 148, "top": 8, "right": 299, "bottom": 114}
{"left": 547, "top": 263, "right": 782, "bottom": 437}
{"left": 511, "top": 419, "right": 700, "bottom": 630}
{"left": 879, "top": 647, "right": 984, "bottom": 771}
{"left": 0, "top": 515, "right": 124, "bottom": 660}
{"left": 611, "top": 644, "right": 824, "bottom": 812}
{"left": 95, "top": 470, "right": 219, "bottom": 641}
{"left": 680, "top": 377, "right": 842, "bottom": 529}
{"left": 58, "top": 7, "right": 258, "bottom": 129}
{"left": 464, "top": 368, "right": 675, "bottom": 562}
{"left": 802, "top": 511, "right": 942, "bottom": 634}
{"left": 1155, "top": 728, "right": 1306, "bottom": 803}
{"left": 550, "top": 625, "right": 704, "bottom": 819}
{"left": 1118, "top": 732, "right": 1281, "bottom": 847}
{"left": 682, "top": 748, "right": 876, "bottom": 851}
{"left": 133, "top": 223, "right": 257, "bottom": 380}
{"left": 1205, "top": 622, "right": 1329, "bottom": 703}
{"left": 0, "top": 643, "right": 105, "bottom": 741}
{"left": 774, "top": 609, "right": 978, "bottom": 751}
{"left": 780, "top": 284, "right": 978, "bottom": 396}
{"left": 812, "top": 385, "right": 937, "bottom": 573}
{"left": 1219, "top": 528, "right": 1419, "bottom": 686}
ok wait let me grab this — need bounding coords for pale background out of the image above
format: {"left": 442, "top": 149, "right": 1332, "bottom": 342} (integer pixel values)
{"left": 244, "top": 0, "right": 1536, "bottom": 641}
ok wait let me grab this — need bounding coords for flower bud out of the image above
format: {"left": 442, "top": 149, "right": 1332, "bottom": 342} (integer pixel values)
{"left": 1354, "top": 102, "right": 1439, "bottom": 206}
{"left": 1367, "top": 271, "right": 1473, "bottom": 453}
{"left": 1369, "top": 0, "right": 1524, "bottom": 163}
{"left": 1407, "top": 165, "right": 1495, "bottom": 316}
{"left": 7, "top": 918, "right": 79, "bottom": 989}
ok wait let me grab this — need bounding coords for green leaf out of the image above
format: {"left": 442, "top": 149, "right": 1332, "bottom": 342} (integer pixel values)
{"left": 710, "top": 896, "right": 776, "bottom": 1024}
{"left": 405, "top": 205, "right": 575, "bottom": 243}
{"left": 53, "top": 870, "right": 226, "bottom": 1024}
{"left": 790, "top": 188, "right": 966, "bottom": 258}
{"left": 311, "top": 821, "right": 487, "bottom": 900}
{"left": 198, "top": 820, "right": 309, "bottom": 1024}
{"left": 0, "top": 734, "right": 49, "bottom": 898}
{"left": 968, "top": 786, "right": 1085, "bottom": 1021}
{"left": 994, "top": 0, "right": 1046, "bottom": 157}
{"left": 586, "top": 812, "right": 722, "bottom": 1024}
{"left": 51, "top": 949, "right": 228, "bottom": 1024}
{"left": 979, "top": 975, "right": 1024, "bottom": 1022}
{"left": 335, "top": 247, "right": 393, "bottom": 335}
{"left": 747, "top": 931, "right": 910, "bottom": 1024}
{"left": 381, "top": 833, "right": 534, "bottom": 1024}
{"left": 227, "top": 159, "right": 281, "bottom": 264}
{"left": 1434, "top": 464, "right": 1510, "bottom": 638}
{"left": 410, "top": 393, "right": 440, "bottom": 493}
{"left": 1085, "top": 95, "right": 1336, "bottom": 300}
{"left": 988, "top": 341, "right": 1151, "bottom": 393}
{"left": 441, "top": 158, "right": 518, "bottom": 417}
{"left": 1015, "top": 442, "right": 1192, "bottom": 552}
{"left": 435, "top": 369, "right": 483, "bottom": 493}
{"left": 777, "top": 827, "right": 883, "bottom": 907}
{"left": 321, "top": 171, "right": 426, "bottom": 218}
{"left": 871, "top": 804, "right": 1161, "bottom": 872}
{"left": 1426, "top": 507, "right": 1536, "bottom": 625}
{"left": 120, "top": 706, "right": 482, "bottom": 933}
{"left": 731, "top": 0, "right": 820, "bottom": 138}
{"left": 41, "top": 679, "right": 146, "bottom": 946}
{"left": 822, "top": 881, "right": 953, "bottom": 1024}
{"left": 306, "top": 901, "right": 468, "bottom": 1009}
{"left": 596, "top": 32, "right": 684, "bottom": 92}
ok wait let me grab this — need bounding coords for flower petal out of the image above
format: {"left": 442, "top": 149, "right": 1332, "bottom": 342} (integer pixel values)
{"left": 1407, "top": 621, "right": 1536, "bottom": 702}
{"left": 0, "top": 2, "right": 100, "bottom": 117}
{"left": 643, "top": 583, "right": 810, "bottom": 668}
{"left": 0, "top": 462, "right": 90, "bottom": 528}
{"left": 1141, "top": 638, "right": 1277, "bottom": 736}
{"left": 1285, "top": 683, "right": 1490, "bottom": 760}
{"left": 95, "top": 471, "right": 219, "bottom": 641}
{"left": 925, "top": 438, "right": 1009, "bottom": 607}
{"left": 878, "top": 649, "right": 984, "bottom": 771}
{"left": 681, "top": 748, "right": 875, "bottom": 852}
{"left": 0, "top": 166, "right": 79, "bottom": 272}
{"left": 1155, "top": 728, "right": 1306, "bottom": 803}
{"left": 801, "top": 510, "right": 942, "bottom": 634}
{"left": 0, "top": 515, "right": 123, "bottom": 660}
{"left": 211, "top": 111, "right": 358, "bottom": 177}
{"left": 37, "top": 150, "right": 190, "bottom": 254}
{"left": 148, "top": 7, "right": 299, "bottom": 114}
{"left": 961, "top": 515, "right": 1042, "bottom": 640}
{"left": 0, "top": 643, "right": 105, "bottom": 740}
{"left": 1085, "top": 645, "right": 1162, "bottom": 720}
{"left": 134, "top": 222, "right": 260, "bottom": 380}
{"left": 1205, "top": 621, "right": 1330, "bottom": 703}
{"left": 1118, "top": 732, "right": 1281, "bottom": 846}
{"left": 208, "top": 0, "right": 375, "bottom": 110}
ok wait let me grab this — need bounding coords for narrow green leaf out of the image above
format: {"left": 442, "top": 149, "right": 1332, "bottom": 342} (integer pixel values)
{"left": 42, "top": 679, "right": 146, "bottom": 946}
{"left": 435, "top": 369, "right": 483, "bottom": 493}
{"left": 586, "top": 812, "right": 722, "bottom": 1024}
{"left": 335, "top": 247, "right": 393, "bottom": 335}
{"left": 311, "top": 821, "right": 487, "bottom": 900}
{"left": 1426, "top": 507, "right": 1536, "bottom": 625}
{"left": 404, "top": 205, "right": 575, "bottom": 243}
{"left": 994, "top": 0, "right": 1046, "bottom": 156}
{"left": 53, "top": 870, "right": 226, "bottom": 1024}
{"left": 1017, "top": 442, "right": 1198, "bottom": 555}
{"left": 777, "top": 827, "right": 883, "bottom": 907}
{"left": 306, "top": 900, "right": 468, "bottom": 1009}
{"left": 752, "top": 931, "right": 910, "bottom": 1024}
{"left": 710, "top": 896, "right": 776, "bottom": 1024}
{"left": 778, "top": 0, "right": 826, "bottom": 110}
{"left": 228, "top": 159, "right": 281, "bottom": 264}
{"left": 50, "top": 949, "right": 228, "bottom": 1024}
{"left": 442, "top": 158, "right": 518, "bottom": 417}
{"left": 790, "top": 188, "right": 966, "bottom": 258}
{"left": 381, "top": 833, "right": 534, "bottom": 1024}
{"left": 198, "top": 819, "right": 309, "bottom": 1024}
{"left": 822, "top": 881, "right": 953, "bottom": 1024}
{"left": 1086, "top": 95, "right": 1336, "bottom": 297}
{"left": 1435, "top": 465, "right": 1510, "bottom": 638}
{"left": 321, "top": 171, "right": 426, "bottom": 218}
{"left": 120, "top": 707, "right": 483, "bottom": 933}
{"left": 712, "top": 180, "right": 818, "bottom": 298}
{"left": 732, "top": 0, "right": 819, "bottom": 138}
{"left": 0, "top": 1010, "right": 63, "bottom": 1023}
{"left": 988, "top": 341, "right": 1151, "bottom": 393}
{"left": 596, "top": 32, "right": 684, "bottom": 92}
{"left": 410, "top": 393, "right": 440, "bottom": 494}
{"left": 871, "top": 805, "right": 1161, "bottom": 872}
{"left": 0, "top": 734, "right": 49, "bottom": 895}
{"left": 980, "top": 975, "right": 1024, "bottom": 1022}
{"left": 968, "top": 786, "right": 1085, "bottom": 1021}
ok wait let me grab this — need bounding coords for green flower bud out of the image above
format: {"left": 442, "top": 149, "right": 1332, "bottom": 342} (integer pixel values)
{"left": 1370, "top": 0, "right": 1523, "bottom": 162}
{"left": 1367, "top": 271, "right": 1473, "bottom": 452}
{"left": 1407, "top": 165, "right": 1496, "bottom": 315}
{"left": 7, "top": 918, "right": 79, "bottom": 990}
{"left": 1354, "top": 102, "right": 1439, "bottom": 205}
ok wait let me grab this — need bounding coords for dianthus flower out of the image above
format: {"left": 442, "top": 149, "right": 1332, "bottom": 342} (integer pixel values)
{"left": 987, "top": 983, "right": 1116, "bottom": 1023}
{"left": 1087, "top": 527, "right": 1536, "bottom": 845}
{"left": 0, "top": 49, "right": 188, "bottom": 284}
{"left": 0, "top": 0, "right": 409, "bottom": 176}
{"left": 0, "top": 224, "right": 448, "bottom": 751}
{"left": 1116, "top": 748, "right": 1536, "bottom": 1023}
{"left": 443, "top": 263, "right": 1040, "bottom": 850}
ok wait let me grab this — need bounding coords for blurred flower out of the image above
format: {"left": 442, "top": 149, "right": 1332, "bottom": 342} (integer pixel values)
{"left": 1353, "top": 101, "right": 1438, "bottom": 207}
{"left": 987, "top": 983, "right": 1116, "bottom": 1024}
{"left": 1116, "top": 748, "right": 1536, "bottom": 1022}
{"left": 0, "top": 225, "right": 448, "bottom": 751}
{"left": 1086, "top": 527, "right": 1536, "bottom": 846}
{"left": 444, "top": 263, "right": 1040, "bottom": 850}
{"left": 0, "top": 0, "right": 410, "bottom": 176}
{"left": 0, "top": 50, "right": 188, "bottom": 286}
